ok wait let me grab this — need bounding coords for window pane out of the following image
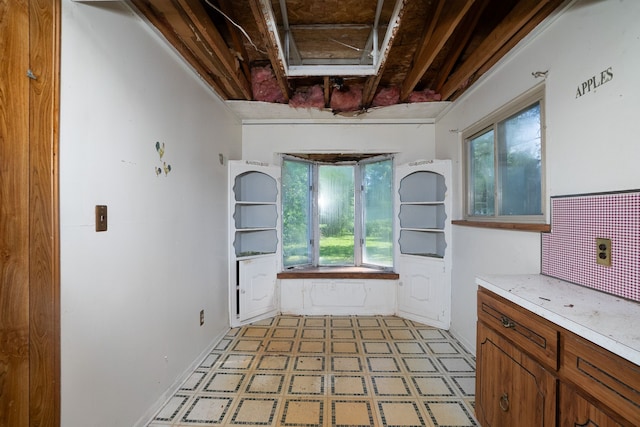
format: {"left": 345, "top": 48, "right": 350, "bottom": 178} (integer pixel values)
{"left": 282, "top": 160, "right": 312, "bottom": 267}
{"left": 497, "top": 103, "right": 542, "bottom": 215}
{"left": 469, "top": 130, "right": 495, "bottom": 216}
{"left": 318, "top": 165, "right": 354, "bottom": 265}
{"left": 362, "top": 160, "right": 393, "bottom": 267}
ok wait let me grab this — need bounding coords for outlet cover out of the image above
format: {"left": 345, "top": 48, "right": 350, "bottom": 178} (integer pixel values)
{"left": 596, "top": 238, "right": 612, "bottom": 267}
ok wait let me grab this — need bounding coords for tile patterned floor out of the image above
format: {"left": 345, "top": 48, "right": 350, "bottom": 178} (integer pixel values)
{"left": 148, "top": 315, "right": 477, "bottom": 427}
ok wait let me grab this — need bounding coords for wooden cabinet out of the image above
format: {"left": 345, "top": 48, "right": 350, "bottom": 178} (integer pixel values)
{"left": 476, "top": 288, "right": 640, "bottom": 427}
{"left": 476, "top": 291, "right": 557, "bottom": 427}
{"left": 476, "top": 323, "right": 556, "bottom": 427}
{"left": 559, "top": 383, "right": 626, "bottom": 427}
{"left": 477, "top": 289, "right": 559, "bottom": 370}
{"left": 562, "top": 334, "right": 640, "bottom": 426}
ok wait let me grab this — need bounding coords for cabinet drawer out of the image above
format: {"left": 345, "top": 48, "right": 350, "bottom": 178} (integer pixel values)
{"left": 563, "top": 334, "right": 640, "bottom": 426}
{"left": 477, "top": 288, "right": 559, "bottom": 370}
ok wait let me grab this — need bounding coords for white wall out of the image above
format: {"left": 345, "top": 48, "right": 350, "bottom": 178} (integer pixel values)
{"left": 242, "top": 122, "right": 435, "bottom": 164}
{"left": 436, "top": 0, "right": 640, "bottom": 352}
{"left": 60, "top": 2, "right": 241, "bottom": 426}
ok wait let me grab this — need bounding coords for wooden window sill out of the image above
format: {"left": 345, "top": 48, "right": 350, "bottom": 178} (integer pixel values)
{"left": 452, "top": 220, "right": 551, "bottom": 232}
{"left": 277, "top": 267, "right": 399, "bottom": 280}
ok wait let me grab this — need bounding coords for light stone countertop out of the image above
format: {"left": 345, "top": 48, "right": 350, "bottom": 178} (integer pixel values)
{"left": 476, "top": 274, "right": 640, "bottom": 366}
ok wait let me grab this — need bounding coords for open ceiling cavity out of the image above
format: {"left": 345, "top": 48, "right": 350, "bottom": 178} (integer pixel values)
{"left": 269, "top": 0, "right": 404, "bottom": 77}
{"left": 129, "top": 0, "right": 568, "bottom": 112}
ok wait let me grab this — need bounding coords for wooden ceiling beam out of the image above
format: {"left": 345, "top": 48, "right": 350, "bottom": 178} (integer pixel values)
{"left": 400, "top": 0, "right": 476, "bottom": 102}
{"left": 412, "top": 0, "right": 446, "bottom": 73}
{"left": 324, "top": 76, "right": 331, "bottom": 107}
{"left": 248, "top": 0, "right": 291, "bottom": 101}
{"left": 440, "top": 0, "right": 551, "bottom": 100}
{"left": 361, "top": 73, "right": 382, "bottom": 108}
{"left": 177, "top": 0, "right": 252, "bottom": 99}
{"left": 141, "top": 0, "right": 244, "bottom": 99}
{"left": 216, "top": 0, "right": 253, "bottom": 85}
{"left": 458, "top": 0, "right": 565, "bottom": 100}
{"left": 130, "top": 0, "right": 231, "bottom": 99}
{"left": 361, "top": 0, "right": 408, "bottom": 107}
{"left": 433, "top": 0, "right": 489, "bottom": 93}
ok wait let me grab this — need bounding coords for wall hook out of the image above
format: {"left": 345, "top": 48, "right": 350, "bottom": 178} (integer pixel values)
{"left": 532, "top": 70, "right": 548, "bottom": 79}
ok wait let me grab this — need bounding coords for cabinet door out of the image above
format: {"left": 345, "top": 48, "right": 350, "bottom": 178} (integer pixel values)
{"left": 562, "top": 334, "right": 640, "bottom": 426}
{"left": 239, "top": 256, "right": 278, "bottom": 322}
{"left": 397, "top": 256, "right": 448, "bottom": 328}
{"left": 559, "top": 383, "right": 628, "bottom": 427}
{"left": 476, "top": 322, "right": 556, "bottom": 427}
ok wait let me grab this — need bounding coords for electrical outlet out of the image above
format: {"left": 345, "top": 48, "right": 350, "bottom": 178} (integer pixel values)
{"left": 596, "top": 238, "right": 612, "bottom": 267}
{"left": 200, "top": 309, "right": 204, "bottom": 326}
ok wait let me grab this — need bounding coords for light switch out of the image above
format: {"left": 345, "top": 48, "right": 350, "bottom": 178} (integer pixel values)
{"left": 96, "top": 205, "right": 108, "bottom": 232}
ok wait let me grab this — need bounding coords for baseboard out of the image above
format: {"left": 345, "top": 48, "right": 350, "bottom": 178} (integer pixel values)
{"left": 449, "top": 327, "right": 476, "bottom": 356}
{"left": 133, "top": 327, "right": 230, "bottom": 427}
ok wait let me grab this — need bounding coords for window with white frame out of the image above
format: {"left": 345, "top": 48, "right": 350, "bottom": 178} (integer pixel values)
{"left": 281, "top": 155, "right": 394, "bottom": 269}
{"left": 463, "top": 86, "right": 545, "bottom": 222}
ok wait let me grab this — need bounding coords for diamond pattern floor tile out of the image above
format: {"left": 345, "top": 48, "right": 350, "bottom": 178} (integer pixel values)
{"left": 148, "top": 315, "right": 477, "bottom": 426}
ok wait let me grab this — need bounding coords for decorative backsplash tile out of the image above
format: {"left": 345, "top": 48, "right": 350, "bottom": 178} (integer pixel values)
{"left": 541, "top": 191, "right": 640, "bottom": 302}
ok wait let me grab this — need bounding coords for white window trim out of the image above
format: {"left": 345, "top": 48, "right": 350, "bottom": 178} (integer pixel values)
{"left": 462, "top": 84, "right": 547, "bottom": 223}
{"left": 282, "top": 154, "right": 394, "bottom": 269}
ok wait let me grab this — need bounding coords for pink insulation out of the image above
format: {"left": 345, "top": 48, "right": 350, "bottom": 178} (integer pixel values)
{"left": 251, "top": 65, "right": 286, "bottom": 103}
{"left": 371, "top": 86, "right": 400, "bottom": 107}
{"left": 407, "top": 88, "right": 442, "bottom": 103}
{"left": 289, "top": 85, "right": 325, "bottom": 109}
{"left": 330, "top": 84, "right": 363, "bottom": 112}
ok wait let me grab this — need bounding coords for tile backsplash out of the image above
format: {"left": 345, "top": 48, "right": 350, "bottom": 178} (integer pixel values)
{"left": 541, "top": 191, "right": 640, "bottom": 302}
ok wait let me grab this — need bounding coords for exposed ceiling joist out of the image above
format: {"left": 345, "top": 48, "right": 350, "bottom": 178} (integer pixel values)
{"left": 130, "top": 0, "right": 230, "bottom": 98}
{"left": 128, "top": 0, "right": 568, "bottom": 110}
{"left": 142, "top": 0, "right": 245, "bottom": 98}
{"left": 248, "top": 0, "right": 291, "bottom": 101}
{"left": 216, "top": 0, "right": 253, "bottom": 84}
{"left": 177, "top": 0, "right": 252, "bottom": 99}
{"left": 440, "top": 0, "right": 551, "bottom": 100}
{"left": 400, "top": 0, "right": 475, "bottom": 101}
{"left": 362, "top": 0, "right": 408, "bottom": 105}
{"left": 467, "top": 0, "right": 565, "bottom": 96}
{"left": 433, "top": 0, "right": 490, "bottom": 93}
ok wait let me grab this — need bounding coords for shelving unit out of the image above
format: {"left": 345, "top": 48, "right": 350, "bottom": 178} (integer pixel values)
{"left": 395, "top": 160, "right": 451, "bottom": 329}
{"left": 228, "top": 162, "right": 280, "bottom": 326}
{"left": 398, "top": 170, "right": 447, "bottom": 258}
{"left": 232, "top": 171, "right": 278, "bottom": 258}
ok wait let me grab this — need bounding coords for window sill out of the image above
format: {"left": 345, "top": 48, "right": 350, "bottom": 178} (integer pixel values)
{"left": 452, "top": 220, "right": 551, "bottom": 232}
{"left": 277, "top": 267, "right": 399, "bottom": 280}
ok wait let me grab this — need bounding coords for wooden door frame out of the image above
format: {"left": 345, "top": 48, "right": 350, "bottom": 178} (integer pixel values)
{"left": 1, "top": 0, "right": 60, "bottom": 425}
{"left": 29, "top": 0, "right": 61, "bottom": 424}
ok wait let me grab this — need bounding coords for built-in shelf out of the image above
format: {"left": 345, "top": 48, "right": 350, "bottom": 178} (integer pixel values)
{"left": 229, "top": 162, "right": 280, "bottom": 327}
{"left": 233, "top": 171, "right": 278, "bottom": 202}
{"left": 398, "top": 170, "right": 447, "bottom": 258}
{"left": 399, "top": 204, "right": 446, "bottom": 229}
{"left": 233, "top": 171, "right": 278, "bottom": 258}
{"left": 234, "top": 203, "right": 278, "bottom": 229}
